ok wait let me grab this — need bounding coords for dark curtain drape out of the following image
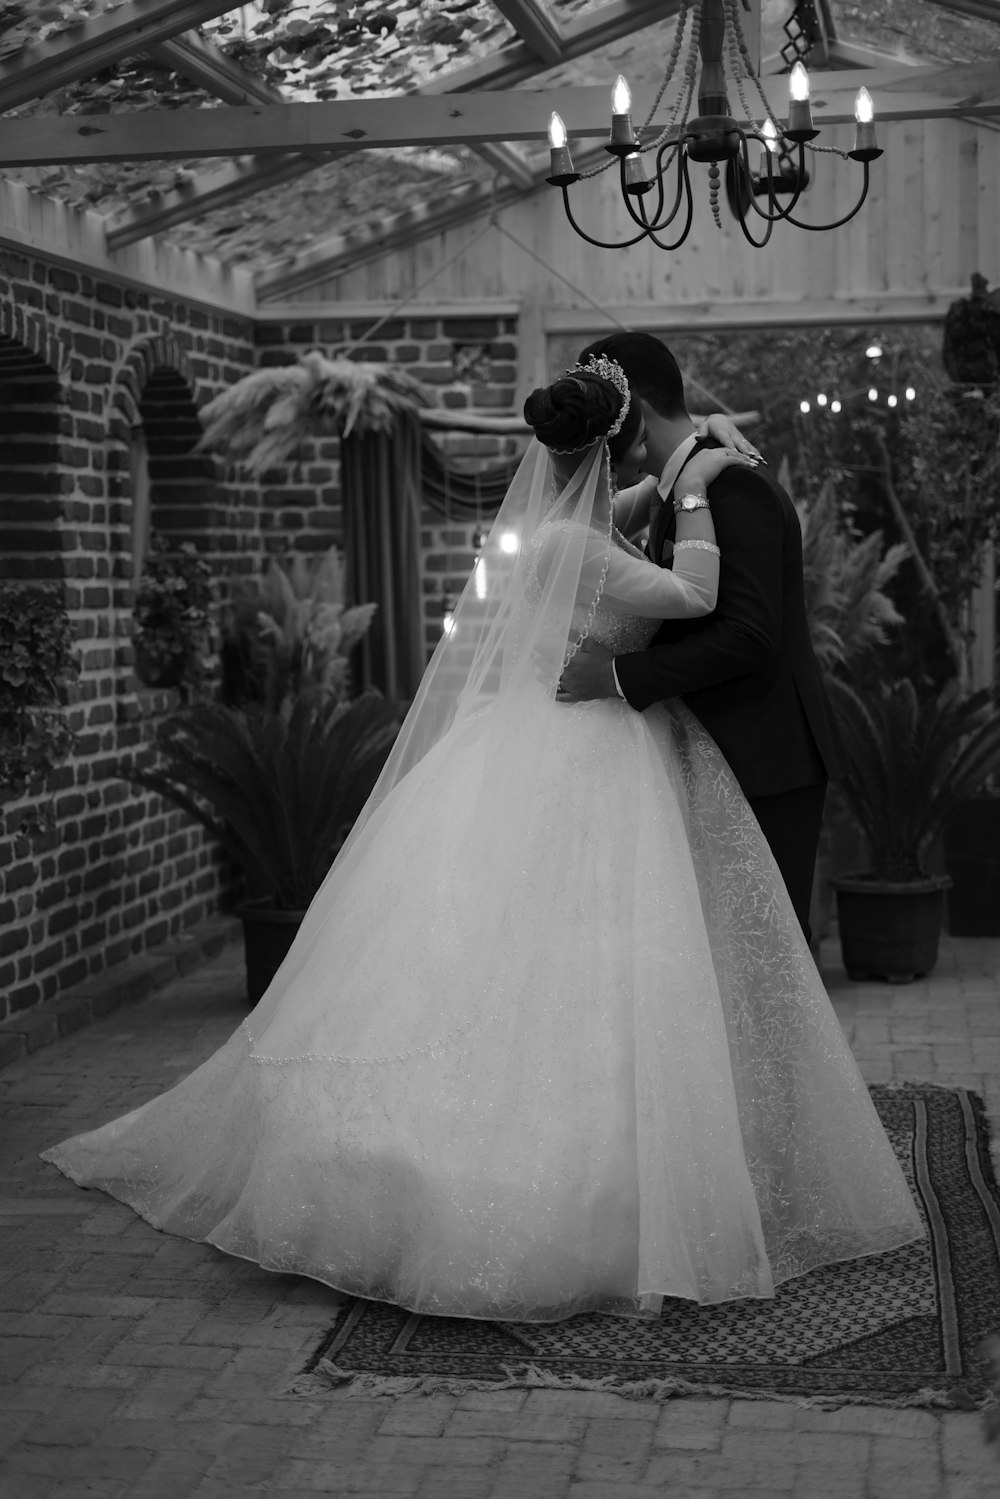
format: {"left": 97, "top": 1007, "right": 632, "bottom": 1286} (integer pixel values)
{"left": 419, "top": 436, "right": 519, "bottom": 515}
{"left": 341, "top": 413, "right": 426, "bottom": 702}
{"left": 340, "top": 417, "right": 524, "bottom": 700}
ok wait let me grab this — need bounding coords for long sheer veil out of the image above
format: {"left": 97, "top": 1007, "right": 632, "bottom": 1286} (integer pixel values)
{"left": 246, "top": 436, "right": 613, "bottom": 1058}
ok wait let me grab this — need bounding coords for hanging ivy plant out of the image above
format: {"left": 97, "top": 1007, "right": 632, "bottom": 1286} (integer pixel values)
{"left": 132, "top": 536, "right": 216, "bottom": 697}
{"left": 0, "top": 584, "right": 80, "bottom": 835}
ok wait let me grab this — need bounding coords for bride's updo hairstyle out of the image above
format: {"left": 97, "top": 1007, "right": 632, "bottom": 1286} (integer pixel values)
{"left": 523, "top": 367, "right": 641, "bottom": 466}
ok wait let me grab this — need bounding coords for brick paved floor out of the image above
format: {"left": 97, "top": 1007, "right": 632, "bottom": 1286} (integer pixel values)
{"left": 1, "top": 936, "right": 999, "bottom": 1499}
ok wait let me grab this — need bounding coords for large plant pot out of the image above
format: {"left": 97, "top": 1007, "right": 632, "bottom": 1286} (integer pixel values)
{"left": 832, "top": 874, "right": 952, "bottom": 984}
{"left": 237, "top": 900, "right": 305, "bottom": 1005}
{"left": 944, "top": 796, "right": 1000, "bottom": 936}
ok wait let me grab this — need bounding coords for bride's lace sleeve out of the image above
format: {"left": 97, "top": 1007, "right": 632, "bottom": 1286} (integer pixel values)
{"left": 531, "top": 522, "right": 719, "bottom": 620}
{"left": 593, "top": 542, "right": 719, "bottom": 618}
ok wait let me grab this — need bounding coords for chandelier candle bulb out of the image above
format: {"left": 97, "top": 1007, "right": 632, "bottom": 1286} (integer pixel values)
{"left": 786, "top": 61, "right": 817, "bottom": 142}
{"left": 546, "top": 112, "right": 578, "bottom": 185}
{"left": 758, "top": 118, "right": 778, "bottom": 174}
{"left": 623, "top": 150, "right": 653, "bottom": 195}
{"left": 608, "top": 74, "right": 638, "bottom": 154}
{"left": 851, "top": 87, "right": 880, "bottom": 159}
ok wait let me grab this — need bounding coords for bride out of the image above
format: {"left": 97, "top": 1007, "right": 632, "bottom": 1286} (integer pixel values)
{"left": 42, "top": 357, "right": 923, "bottom": 1323}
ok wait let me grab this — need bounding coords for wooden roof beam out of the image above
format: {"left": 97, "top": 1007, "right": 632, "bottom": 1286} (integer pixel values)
{"left": 472, "top": 142, "right": 536, "bottom": 190}
{"left": 5, "top": 64, "right": 997, "bottom": 169}
{"left": 0, "top": 0, "right": 237, "bottom": 112}
{"left": 491, "top": 0, "right": 563, "bottom": 65}
{"left": 105, "top": 153, "right": 341, "bottom": 251}
{"left": 150, "top": 30, "right": 288, "bottom": 108}
{"left": 421, "top": 0, "right": 675, "bottom": 94}
{"left": 925, "top": 1, "right": 1000, "bottom": 21}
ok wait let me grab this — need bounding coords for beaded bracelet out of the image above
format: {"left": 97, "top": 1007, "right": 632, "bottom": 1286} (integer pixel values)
{"left": 674, "top": 539, "right": 721, "bottom": 555}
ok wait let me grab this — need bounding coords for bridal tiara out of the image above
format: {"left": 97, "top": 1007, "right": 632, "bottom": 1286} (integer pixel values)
{"left": 566, "top": 354, "right": 631, "bottom": 439}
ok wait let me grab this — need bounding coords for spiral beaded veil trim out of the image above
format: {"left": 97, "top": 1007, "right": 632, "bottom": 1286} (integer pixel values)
{"left": 566, "top": 355, "right": 631, "bottom": 438}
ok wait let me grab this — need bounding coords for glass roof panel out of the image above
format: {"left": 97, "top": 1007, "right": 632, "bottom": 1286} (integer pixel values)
{"left": 0, "top": 2, "right": 996, "bottom": 274}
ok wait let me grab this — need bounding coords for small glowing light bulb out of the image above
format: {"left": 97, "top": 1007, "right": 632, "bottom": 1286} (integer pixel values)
{"left": 887, "top": 393, "right": 898, "bottom": 408}
{"left": 548, "top": 112, "right": 567, "bottom": 150}
{"left": 799, "top": 400, "right": 811, "bottom": 414}
{"left": 868, "top": 387, "right": 879, "bottom": 402}
{"left": 758, "top": 118, "right": 778, "bottom": 173}
{"left": 855, "top": 86, "right": 874, "bottom": 125}
{"left": 816, "top": 393, "right": 828, "bottom": 407}
{"left": 499, "top": 530, "right": 519, "bottom": 555}
{"left": 831, "top": 399, "right": 842, "bottom": 413}
{"left": 866, "top": 343, "right": 882, "bottom": 359}
{"left": 611, "top": 75, "right": 632, "bottom": 116}
{"left": 905, "top": 386, "right": 916, "bottom": 401}
{"left": 790, "top": 61, "right": 810, "bottom": 103}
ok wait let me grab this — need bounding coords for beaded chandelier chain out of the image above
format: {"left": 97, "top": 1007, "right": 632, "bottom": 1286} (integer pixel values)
{"left": 545, "top": 0, "right": 882, "bottom": 251}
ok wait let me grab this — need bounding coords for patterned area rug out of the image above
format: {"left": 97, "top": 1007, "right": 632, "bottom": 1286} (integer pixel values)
{"left": 294, "top": 1085, "right": 1000, "bottom": 1407}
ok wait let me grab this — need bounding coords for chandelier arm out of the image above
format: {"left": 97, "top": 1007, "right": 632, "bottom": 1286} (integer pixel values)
{"left": 740, "top": 139, "right": 811, "bottom": 225}
{"left": 617, "top": 141, "right": 688, "bottom": 234}
{"left": 734, "top": 193, "right": 776, "bottom": 248}
{"left": 558, "top": 188, "right": 653, "bottom": 250}
{"left": 777, "top": 163, "right": 874, "bottom": 232}
{"left": 634, "top": 158, "right": 696, "bottom": 252}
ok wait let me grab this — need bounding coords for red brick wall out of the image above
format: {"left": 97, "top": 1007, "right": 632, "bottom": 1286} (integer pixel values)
{"left": 0, "top": 253, "right": 260, "bottom": 1023}
{"left": 0, "top": 274, "right": 524, "bottom": 1023}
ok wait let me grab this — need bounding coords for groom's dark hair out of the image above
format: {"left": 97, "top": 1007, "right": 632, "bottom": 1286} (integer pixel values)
{"left": 577, "top": 332, "right": 688, "bottom": 420}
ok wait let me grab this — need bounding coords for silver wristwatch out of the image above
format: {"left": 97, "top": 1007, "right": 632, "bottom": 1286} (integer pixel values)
{"left": 672, "top": 492, "right": 711, "bottom": 515}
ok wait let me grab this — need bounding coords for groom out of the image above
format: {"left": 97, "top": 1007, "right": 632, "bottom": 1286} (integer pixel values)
{"left": 558, "top": 331, "right": 842, "bottom": 944}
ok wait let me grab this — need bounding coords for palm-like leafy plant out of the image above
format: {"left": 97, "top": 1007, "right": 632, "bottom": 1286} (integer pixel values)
{"left": 794, "top": 477, "right": 907, "bottom": 674}
{"left": 222, "top": 546, "right": 376, "bottom": 711}
{"left": 827, "top": 676, "right": 1000, "bottom": 882}
{"left": 128, "top": 693, "right": 401, "bottom": 909}
{"left": 198, "top": 352, "right": 427, "bottom": 474}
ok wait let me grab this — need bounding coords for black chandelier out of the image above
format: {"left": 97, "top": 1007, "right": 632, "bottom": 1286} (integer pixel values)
{"left": 545, "top": 0, "right": 882, "bottom": 251}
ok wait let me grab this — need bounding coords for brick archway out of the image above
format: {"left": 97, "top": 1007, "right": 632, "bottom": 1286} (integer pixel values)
{"left": 109, "top": 333, "right": 196, "bottom": 437}
{"left": 0, "top": 334, "right": 67, "bottom": 583}
{"left": 109, "top": 337, "right": 222, "bottom": 568}
{"left": 0, "top": 300, "right": 71, "bottom": 380}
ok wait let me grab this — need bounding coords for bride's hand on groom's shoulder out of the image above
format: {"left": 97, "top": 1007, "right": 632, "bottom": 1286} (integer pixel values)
{"left": 696, "top": 414, "right": 764, "bottom": 462}
{"left": 556, "top": 640, "right": 618, "bottom": 703}
{"left": 678, "top": 447, "right": 760, "bottom": 491}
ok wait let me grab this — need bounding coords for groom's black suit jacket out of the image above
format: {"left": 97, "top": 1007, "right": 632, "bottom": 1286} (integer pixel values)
{"left": 614, "top": 438, "right": 843, "bottom": 802}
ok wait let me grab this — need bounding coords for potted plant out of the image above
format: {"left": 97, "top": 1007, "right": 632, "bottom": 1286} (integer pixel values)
{"left": 221, "top": 545, "right": 376, "bottom": 711}
{"left": 127, "top": 545, "right": 395, "bottom": 1000}
{"left": 0, "top": 584, "right": 79, "bottom": 837}
{"left": 128, "top": 692, "right": 401, "bottom": 1001}
{"left": 791, "top": 473, "right": 908, "bottom": 947}
{"left": 828, "top": 676, "right": 1000, "bottom": 982}
{"left": 132, "top": 535, "right": 215, "bottom": 696}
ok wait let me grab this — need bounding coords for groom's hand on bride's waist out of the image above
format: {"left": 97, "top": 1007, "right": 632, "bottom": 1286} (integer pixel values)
{"left": 556, "top": 640, "right": 620, "bottom": 703}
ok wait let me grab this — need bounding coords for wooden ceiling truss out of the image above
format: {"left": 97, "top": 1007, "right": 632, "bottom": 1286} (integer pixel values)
{"left": 0, "top": 0, "right": 998, "bottom": 297}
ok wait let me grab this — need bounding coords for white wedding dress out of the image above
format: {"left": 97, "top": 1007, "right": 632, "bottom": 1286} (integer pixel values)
{"left": 42, "top": 520, "right": 923, "bottom": 1323}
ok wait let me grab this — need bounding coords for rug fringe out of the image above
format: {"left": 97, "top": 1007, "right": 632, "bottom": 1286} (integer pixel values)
{"left": 286, "top": 1357, "right": 993, "bottom": 1411}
